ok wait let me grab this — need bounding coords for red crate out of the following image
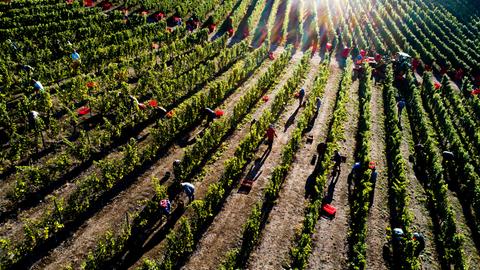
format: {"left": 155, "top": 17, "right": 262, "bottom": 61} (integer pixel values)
{"left": 322, "top": 204, "right": 336, "bottom": 218}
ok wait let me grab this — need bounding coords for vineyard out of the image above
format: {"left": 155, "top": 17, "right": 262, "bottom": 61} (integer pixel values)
{"left": 0, "top": 0, "right": 479, "bottom": 269}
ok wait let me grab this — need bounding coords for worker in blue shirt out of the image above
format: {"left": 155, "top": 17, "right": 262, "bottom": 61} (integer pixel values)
{"left": 32, "top": 79, "right": 44, "bottom": 93}
{"left": 181, "top": 182, "right": 195, "bottom": 202}
{"left": 70, "top": 50, "right": 80, "bottom": 61}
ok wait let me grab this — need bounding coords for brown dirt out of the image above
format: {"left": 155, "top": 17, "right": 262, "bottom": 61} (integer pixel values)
{"left": 246, "top": 55, "right": 342, "bottom": 270}
{"left": 307, "top": 78, "right": 360, "bottom": 270}
{"left": 180, "top": 52, "right": 307, "bottom": 270}
{"left": 29, "top": 49, "right": 278, "bottom": 270}
{"left": 400, "top": 111, "right": 441, "bottom": 269}
{"left": 365, "top": 84, "right": 389, "bottom": 270}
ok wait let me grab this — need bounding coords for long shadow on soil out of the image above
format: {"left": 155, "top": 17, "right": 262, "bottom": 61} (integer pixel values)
{"left": 250, "top": 0, "right": 275, "bottom": 48}
{"left": 304, "top": 63, "right": 344, "bottom": 200}
{"left": 230, "top": 0, "right": 261, "bottom": 45}
{"left": 247, "top": 148, "right": 270, "bottom": 180}
{"left": 284, "top": 105, "right": 300, "bottom": 132}
{"left": 269, "top": 0, "right": 287, "bottom": 52}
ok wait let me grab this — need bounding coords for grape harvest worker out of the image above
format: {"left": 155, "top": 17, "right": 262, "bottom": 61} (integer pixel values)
{"left": 181, "top": 182, "right": 195, "bottom": 202}
{"left": 392, "top": 228, "right": 405, "bottom": 246}
{"left": 173, "top": 16, "right": 182, "bottom": 26}
{"left": 348, "top": 161, "right": 361, "bottom": 195}
{"left": 70, "top": 50, "right": 80, "bottom": 61}
{"left": 369, "top": 162, "right": 378, "bottom": 207}
{"left": 414, "top": 143, "right": 425, "bottom": 166}
{"left": 32, "top": 79, "right": 44, "bottom": 93}
{"left": 160, "top": 199, "right": 171, "bottom": 215}
{"left": 186, "top": 18, "right": 194, "bottom": 31}
{"left": 413, "top": 232, "right": 425, "bottom": 256}
{"left": 397, "top": 99, "right": 406, "bottom": 121}
{"left": 298, "top": 88, "right": 305, "bottom": 107}
{"left": 351, "top": 161, "right": 361, "bottom": 175}
{"left": 265, "top": 124, "right": 277, "bottom": 147}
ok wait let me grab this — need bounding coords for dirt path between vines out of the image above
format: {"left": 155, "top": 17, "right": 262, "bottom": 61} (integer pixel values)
{"left": 181, "top": 53, "right": 310, "bottom": 270}
{"left": 127, "top": 49, "right": 301, "bottom": 270}
{"left": 29, "top": 51, "right": 279, "bottom": 270}
{"left": 307, "top": 79, "right": 360, "bottom": 270}
{"left": 365, "top": 84, "right": 389, "bottom": 269}
{"left": 246, "top": 57, "right": 342, "bottom": 270}
{"left": 400, "top": 111, "right": 441, "bottom": 269}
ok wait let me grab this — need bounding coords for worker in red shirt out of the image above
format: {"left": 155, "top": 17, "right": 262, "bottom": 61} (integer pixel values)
{"left": 265, "top": 124, "right": 277, "bottom": 147}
